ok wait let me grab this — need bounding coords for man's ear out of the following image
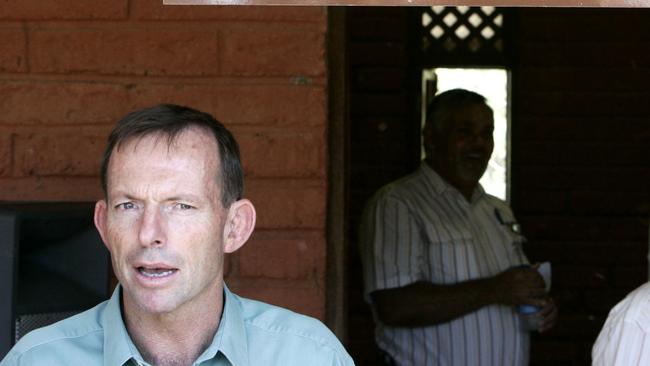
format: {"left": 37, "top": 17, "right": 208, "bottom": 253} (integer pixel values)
{"left": 94, "top": 200, "right": 110, "bottom": 250}
{"left": 223, "top": 199, "right": 256, "bottom": 254}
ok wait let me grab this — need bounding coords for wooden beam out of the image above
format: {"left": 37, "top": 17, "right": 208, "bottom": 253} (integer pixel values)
{"left": 164, "top": 0, "right": 649, "bottom": 7}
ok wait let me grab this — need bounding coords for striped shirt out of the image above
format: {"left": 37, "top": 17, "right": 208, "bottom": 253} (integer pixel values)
{"left": 592, "top": 282, "right": 650, "bottom": 365}
{"left": 360, "top": 163, "right": 530, "bottom": 366}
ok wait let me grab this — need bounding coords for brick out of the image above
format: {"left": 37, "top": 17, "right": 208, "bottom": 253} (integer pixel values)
{"left": 14, "top": 127, "right": 109, "bottom": 176}
{"left": 235, "top": 128, "right": 326, "bottom": 178}
{"left": 237, "top": 231, "right": 325, "bottom": 280}
{"left": 30, "top": 29, "right": 219, "bottom": 76}
{"left": 226, "top": 278, "right": 325, "bottom": 320}
{"left": 0, "top": 131, "right": 12, "bottom": 176}
{"left": 214, "top": 85, "right": 326, "bottom": 127}
{"left": 0, "top": 1, "right": 127, "bottom": 20}
{"left": 220, "top": 29, "right": 325, "bottom": 77}
{"left": 0, "top": 81, "right": 130, "bottom": 125}
{"left": 131, "top": 0, "right": 325, "bottom": 21}
{"left": 246, "top": 179, "right": 326, "bottom": 229}
{"left": 0, "top": 177, "right": 102, "bottom": 201}
{"left": 0, "top": 27, "right": 27, "bottom": 72}
{"left": 119, "top": 84, "right": 327, "bottom": 127}
{"left": 0, "top": 82, "right": 326, "bottom": 127}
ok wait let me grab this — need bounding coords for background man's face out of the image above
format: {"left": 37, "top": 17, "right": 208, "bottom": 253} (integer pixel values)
{"left": 428, "top": 103, "right": 494, "bottom": 193}
{"left": 97, "top": 128, "right": 228, "bottom": 315}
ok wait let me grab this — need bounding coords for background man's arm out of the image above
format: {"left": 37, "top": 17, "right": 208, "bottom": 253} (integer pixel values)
{"left": 371, "top": 266, "right": 547, "bottom": 327}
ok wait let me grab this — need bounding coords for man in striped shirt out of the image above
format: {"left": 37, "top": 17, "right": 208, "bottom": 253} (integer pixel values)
{"left": 360, "top": 89, "right": 558, "bottom": 366}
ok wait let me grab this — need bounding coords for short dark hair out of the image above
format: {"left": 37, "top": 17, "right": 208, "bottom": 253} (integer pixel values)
{"left": 425, "top": 88, "right": 489, "bottom": 134}
{"left": 100, "top": 104, "right": 243, "bottom": 208}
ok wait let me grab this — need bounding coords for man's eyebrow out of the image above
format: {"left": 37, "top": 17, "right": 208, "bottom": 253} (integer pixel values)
{"left": 166, "top": 194, "right": 203, "bottom": 202}
{"left": 108, "top": 192, "right": 138, "bottom": 201}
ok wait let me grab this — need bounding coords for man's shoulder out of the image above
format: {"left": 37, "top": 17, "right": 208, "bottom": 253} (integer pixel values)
{"left": 374, "top": 170, "right": 429, "bottom": 203}
{"left": 1, "top": 302, "right": 107, "bottom": 365}
{"left": 234, "top": 295, "right": 354, "bottom": 364}
{"left": 482, "top": 191, "right": 509, "bottom": 208}
{"left": 608, "top": 282, "right": 650, "bottom": 330}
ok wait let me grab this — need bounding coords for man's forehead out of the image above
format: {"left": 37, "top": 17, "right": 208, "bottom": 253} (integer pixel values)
{"left": 436, "top": 103, "right": 491, "bottom": 130}
{"left": 114, "top": 127, "right": 218, "bottom": 155}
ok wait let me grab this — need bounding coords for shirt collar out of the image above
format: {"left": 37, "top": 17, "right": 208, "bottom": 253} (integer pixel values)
{"left": 198, "top": 284, "right": 250, "bottom": 366}
{"left": 420, "top": 161, "right": 486, "bottom": 204}
{"left": 102, "top": 285, "right": 143, "bottom": 366}
{"left": 101, "top": 284, "right": 250, "bottom": 366}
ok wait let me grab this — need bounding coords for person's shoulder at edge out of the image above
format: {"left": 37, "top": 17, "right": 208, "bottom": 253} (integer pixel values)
{"left": 482, "top": 190, "right": 509, "bottom": 208}
{"left": 482, "top": 191, "right": 517, "bottom": 218}
{"left": 606, "top": 281, "right": 650, "bottom": 331}
{"left": 233, "top": 293, "right": 355, "bottom": 365}
{"left": 0, "top": 301, "right": 107, "bottom": 365}
{"left": 592, "top": 281, "right": 650, "bottom": 364}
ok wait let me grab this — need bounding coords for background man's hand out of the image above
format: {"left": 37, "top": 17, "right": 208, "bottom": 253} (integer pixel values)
{"left": 537, "top": 297, "right": 558, "bottom": 333}
{"left": 491, "top": 266, "right": 547, "bottom": 307}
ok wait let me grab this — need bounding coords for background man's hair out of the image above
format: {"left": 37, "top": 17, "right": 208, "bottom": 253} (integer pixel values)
{"left": 100, "top": 104, "right": 243, "bottom": 208}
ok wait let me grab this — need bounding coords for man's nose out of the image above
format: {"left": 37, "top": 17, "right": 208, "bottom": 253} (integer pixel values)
{"left": 470, "top": 132, "right": 491, "bottom": 148}
{"left": 138, "top": 206, "right": 165, "bottom": 247}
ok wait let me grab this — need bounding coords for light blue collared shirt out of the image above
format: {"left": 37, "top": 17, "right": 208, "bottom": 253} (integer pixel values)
{"left": 1, "top": 285, "right": 355, "bottom": 366}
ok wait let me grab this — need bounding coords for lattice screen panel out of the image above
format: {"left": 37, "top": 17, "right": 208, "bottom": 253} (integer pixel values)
{"left": 420, "top": 6, "right": 509, "bottom": 66}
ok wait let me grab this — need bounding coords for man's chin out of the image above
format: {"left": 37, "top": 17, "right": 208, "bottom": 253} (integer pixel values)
{"left": 458, "top": 166, "right": 487, "bottom": 184}
{"left": 122, "top": 285, "right": 181, "bottom": 315}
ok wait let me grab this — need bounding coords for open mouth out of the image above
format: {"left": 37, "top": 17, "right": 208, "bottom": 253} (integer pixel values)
{"left": 137, "top": 266, "right": 178, "bottom": 278}
{"left": 465, "top": 153, "right": 484, "bottom": 161}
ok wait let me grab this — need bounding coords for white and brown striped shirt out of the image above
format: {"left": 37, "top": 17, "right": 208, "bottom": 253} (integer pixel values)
{"left": 360, "top": 163, "right": 530, "bottom": 366}
{"left": 592, "top": 282, "right": 650, "bottom": 365}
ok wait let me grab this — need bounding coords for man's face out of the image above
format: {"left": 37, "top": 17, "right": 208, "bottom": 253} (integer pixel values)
{"left": 426, "top": 103, "right": 494, "bottom": 193}
{"left": 96, "top": 128, "right": 228, "bottom": 315}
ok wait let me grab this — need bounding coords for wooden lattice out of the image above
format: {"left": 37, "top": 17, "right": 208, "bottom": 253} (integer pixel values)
{"left": 420, "top": 6, "right": 509, "bottom": 67}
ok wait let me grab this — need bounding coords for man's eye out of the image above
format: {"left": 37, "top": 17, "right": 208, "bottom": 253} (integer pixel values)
{"left": 117, "top": 202, "right": 136, "bottom": 210}
{"left": 176, "top": 203, "right": 194, "bottom": 210}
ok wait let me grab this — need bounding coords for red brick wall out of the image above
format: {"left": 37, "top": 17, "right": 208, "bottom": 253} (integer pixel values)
{"left": 0, "top": 1, "right": 329, "bottom": 320}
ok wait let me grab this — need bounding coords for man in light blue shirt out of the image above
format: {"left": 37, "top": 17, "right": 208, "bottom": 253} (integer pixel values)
{"left": 1, "top": 104, "right": 354, "bottom": 366}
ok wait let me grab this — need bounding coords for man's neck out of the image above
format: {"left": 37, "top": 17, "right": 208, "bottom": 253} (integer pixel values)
{"left": 122, "top": 285, "right": 224, "bottom": 366}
